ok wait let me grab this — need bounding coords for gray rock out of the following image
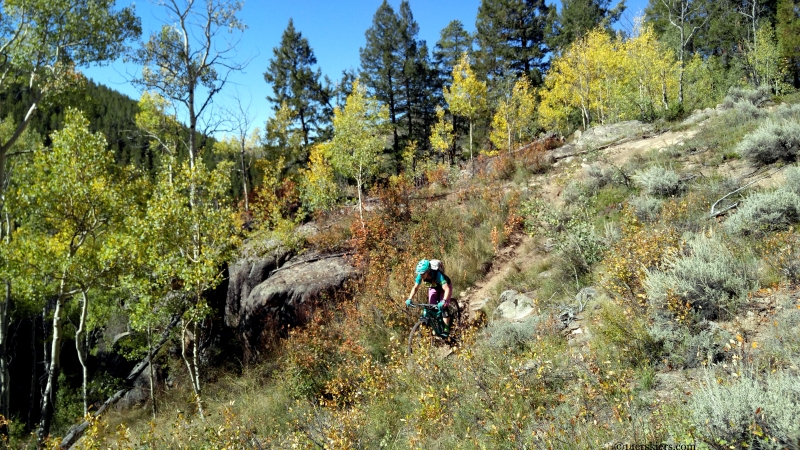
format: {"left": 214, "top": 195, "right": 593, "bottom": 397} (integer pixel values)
{"left": 494, "top": 290, "right": 536, "bottom": 321}
{"left": 225, "top": 245, "right": 294, "bottom": 328}
{"left": 240, "top": 255, "right": 356, "bottom": 354}
{"left": 575, "top": 287, "right": 598, "bottom": 307}
{"left": 575, "top": 120, "right": 655, "bottom": 150}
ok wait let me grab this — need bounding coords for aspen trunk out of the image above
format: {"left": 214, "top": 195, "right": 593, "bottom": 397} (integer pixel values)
{"left": 37, "top": 290, "right": 65, "bottom": 443}
{"left": 181, "top": 318, "right": 204, "bottom": 419}
{"left": 76, "top": 290, "right": 89, "bottom": 417}
{"left": 0, "top": 282, "right": 10, "bottom": 421}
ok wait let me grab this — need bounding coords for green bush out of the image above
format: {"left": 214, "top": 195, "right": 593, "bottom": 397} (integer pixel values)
{"left": 725, "top": 189, "right": 800, "bottom": 236}
{"left": 634, "top": 166, "right": 683, "bottom": 197}
{"left": 730, "top": 100, "right": 764, "bottom": 120}
{"left": 645, "top": 235, "right": 757, "bottom": 321}
{"left": 774, "top": 102, "right": 800, "bottom": 121}
{"left": 648, "top": 318, "right": 732, "bottom": 369}
{"left": 722, "top": 85, "right": 771, "bottom": 109}
{"left": 783, "top": 165, "right": 800, "bottom": 195}
{"left": 629, "top": 195, "right": 663, "bottom": 222}
{"left": 481, "top": 315, "right": 543, "bottom": 351}
{"left": 691, "top": 372, "right": 800, "bottom": 448}
{"left": 737, "top": 119, "right": 800, "bottom": 166}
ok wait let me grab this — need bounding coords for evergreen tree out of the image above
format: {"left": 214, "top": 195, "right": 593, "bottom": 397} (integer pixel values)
{"left": 264, "top": 19, "right": 332, "bottom": 148}
{"left": 360, "top": 0, "right": 403, "bottom": 153}
{"left": 434, "top": 20, "right": 474, "bottom": 87}
{"left": 548, "top": 0, "right": 626, "bottom": 53}
{"left": 397, "top": 1, "right": 437, "bottom": 150}
{"left": 474, "top": 0, "right": 553, "bottom": 84}
{"left": 777, "top": 0, "right": 800, "bottom": 87}
{"left": 360, "top": 0, "right": 435, "bottom": 156}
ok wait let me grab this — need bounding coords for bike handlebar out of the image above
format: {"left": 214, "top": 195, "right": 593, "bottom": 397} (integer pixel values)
{"left": 406, "top": 302, "right": 442, "bottom": 310}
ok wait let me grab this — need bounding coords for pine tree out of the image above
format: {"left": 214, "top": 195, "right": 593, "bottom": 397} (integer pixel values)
{"left": 474, "top": 0, "right": 553, "bottom": 83}
{"left": 397, "top": 1, "right": 437, "bottom": 151}
{"left": 360, "top": 0, "right": 403, "bottom": 153}
{"left": 548, "top": 0, "right": 626, "bottom": 53}
{"left": 264, "top": 19, "right": 332, "bottom": 148}
{"left": 777, "top": 0, "right": 800, "bottom": 87}
{"left": 360, "top": 0, "right": 435, "bottom": 157}
{"left": 434, "top": 20, "right": 474, "bottom": 87}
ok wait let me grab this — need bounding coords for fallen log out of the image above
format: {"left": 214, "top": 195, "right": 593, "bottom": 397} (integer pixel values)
{"left": 60, "top": 314, "right": 181, "bottom": 449}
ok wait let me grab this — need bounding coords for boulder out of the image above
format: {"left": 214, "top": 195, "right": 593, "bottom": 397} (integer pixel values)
{"left": 575, "top": 120, "right": 654, "bottom": 150}
{"left": 239, "top": 254, "right": 357, "bottom": 353}
{"left": 224, "top": 243, "right": 293, "bottom": 328}
{"left": 494, "top": 290, "right": 536, "bottom": 321}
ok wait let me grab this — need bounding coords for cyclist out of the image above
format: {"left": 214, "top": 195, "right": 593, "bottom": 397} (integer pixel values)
{"left": 405, "top": 259, "right": 453, "bottom": 336}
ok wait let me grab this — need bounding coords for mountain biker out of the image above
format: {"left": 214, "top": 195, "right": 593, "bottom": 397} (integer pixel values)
{"left": 405, "top": 259, "right": 453, "bottom": 336}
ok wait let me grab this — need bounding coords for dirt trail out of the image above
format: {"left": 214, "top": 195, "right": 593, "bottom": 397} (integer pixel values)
{"left": 462, "top": 125, "right": 702, "bottom": 319}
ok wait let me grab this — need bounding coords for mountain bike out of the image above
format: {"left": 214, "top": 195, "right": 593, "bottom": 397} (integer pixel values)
{"left": 406, "top": 299, "right": 461, "bottom": 355}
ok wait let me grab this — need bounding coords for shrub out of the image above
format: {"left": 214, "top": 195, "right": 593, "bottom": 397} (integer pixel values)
{"left": 629, "top": 195, "right": 663, "bottom": 222}
{"left": 647, "top": 318, "right": 732, "bottom": 368}
{"left": 645, "top": 235, "right": 757, "bottom": 321}
{"left": 691, "top": 372, "right": 800, "bottom": 448}
{"left": 633, "top": 166, "right": 683, "bottom": 197}
{"left": 724, "top": 189, "right": 800, "bottom": 236}
{"left": 562, "top": 180, "right": 586, "bottom": 205}
{"left": 481, "top": 315, "right": 543, "bottom": 350}
{"left": 730, "top": 100, "right": 764, "bottom": 120}
{"left": 737, "top": 119, "right": 800, "bottom": 166}
{"left": 722, "top": 85, "right": 771, "bottom": 109}
{"left": 758, "top": 293, "right": 800, "bottom": 369}
{"left": 585, "top": 164, "right": 614, "bottom": 192}
{"left": 783, "top": 164, "right": 800, "bottom": 195}
{"left": 774, "top": 102, "right": 800, "bottom": 121}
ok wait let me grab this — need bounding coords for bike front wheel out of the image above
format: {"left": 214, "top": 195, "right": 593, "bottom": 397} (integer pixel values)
{"left": 407, "top": 320, "right": 425, "bottom": 356}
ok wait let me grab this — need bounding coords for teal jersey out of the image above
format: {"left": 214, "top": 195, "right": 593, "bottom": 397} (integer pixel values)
{"left": 415, "top": 270, "right": 450, "bottom": 288}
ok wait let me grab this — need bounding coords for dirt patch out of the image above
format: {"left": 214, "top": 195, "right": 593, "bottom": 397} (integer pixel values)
{"left": 462, "top": 233, "right": 541, "bottom": 320}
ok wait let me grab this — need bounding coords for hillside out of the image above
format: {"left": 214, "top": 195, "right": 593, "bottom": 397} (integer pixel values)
{"left": 53, "top": 88, "right": 799, "bottom": 449}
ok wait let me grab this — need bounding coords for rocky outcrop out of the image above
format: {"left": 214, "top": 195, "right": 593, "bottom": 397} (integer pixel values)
{"left": 225, "top": 247, "right": 357, "bottom": 357}
{"left": 225, "top": 244, "right": 294, "bottom": 328}
{"left": 494, "top": 290, "right": 537, "bottom": 321}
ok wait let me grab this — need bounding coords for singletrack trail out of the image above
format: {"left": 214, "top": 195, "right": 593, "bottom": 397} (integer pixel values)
{"left": 461, "top": 125, "right": 703, "bottom": 321}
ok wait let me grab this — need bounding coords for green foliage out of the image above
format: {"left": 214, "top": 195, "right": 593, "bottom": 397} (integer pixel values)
{"left": 738, "top": 118, "right": 800, "bottom": 166}
{"left": 474, "top": 0, "right": 552, "bottom": 81}
{"left": 522, "top": 198, "right": 606, "bottom": 276}
{"left": 433, "top": 20, "right": 473, "bottom": 85}
{"left": 645, "top": 235, "right": 758, "bottom": 321}
{"left": 691, "top": 372, "right": 800, "bottom": 448}
{"left": 325, "top": 79, "right": 390, "bottom": 219}
{"left": 634, "top": 166, "right": 683, "bottom": 197}
{"left": 546, "top": 0, "right": 625, "bottom": 53}
{"left": 648, "top": 318, "right": 732, "bottom": 369}
{"left": 264, "top": 19, "right": 332, "bottom": 146}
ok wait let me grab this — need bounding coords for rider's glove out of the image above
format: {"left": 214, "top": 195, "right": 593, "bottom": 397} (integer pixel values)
{"left": 405, "top": 299, "right": 412, "bottom": 307}
{"left": 437, "top": 300, "right": 445, "bottom": 310}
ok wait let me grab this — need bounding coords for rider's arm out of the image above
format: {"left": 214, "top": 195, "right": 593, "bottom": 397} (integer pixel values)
{"left": 443, "top": 282, "right": 452, "bottom": 306}
{"left": 407, "top": 282, "right": 421, "bottom": 302}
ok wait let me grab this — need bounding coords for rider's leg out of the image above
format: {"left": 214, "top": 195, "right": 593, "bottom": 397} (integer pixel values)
{"left": 429, "top": 287, "right": 450, "bottom": 327}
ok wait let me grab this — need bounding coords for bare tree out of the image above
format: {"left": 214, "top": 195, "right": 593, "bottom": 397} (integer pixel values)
{"left": 131, "top": 0, "right": 248, "bottom": 168}
{"left": 660, "top": 0, "right": 711, "bottom": 105}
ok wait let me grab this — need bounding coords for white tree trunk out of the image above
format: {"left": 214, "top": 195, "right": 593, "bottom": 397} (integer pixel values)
{"left": 76, "top": 290, "right": 89, "bottom": 417}
{"left": 37, "top": 289, "right": 65, "bottom": 443}
{"left": 181, "top": 317, "right": 204, "bottom": 419}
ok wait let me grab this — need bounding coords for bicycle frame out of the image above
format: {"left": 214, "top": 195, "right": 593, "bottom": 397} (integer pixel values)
{"left": 408, "top": 302, "right": 448, "bottom": 337}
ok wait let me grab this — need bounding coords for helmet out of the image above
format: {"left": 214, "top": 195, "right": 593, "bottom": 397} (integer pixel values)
{"left": 415, "top": 259, "right": 431, "bottom": 274}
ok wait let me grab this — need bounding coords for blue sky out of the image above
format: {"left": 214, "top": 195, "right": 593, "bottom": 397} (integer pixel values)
{"left": 82, "top": 0, "right": 647, "bottom": 137}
